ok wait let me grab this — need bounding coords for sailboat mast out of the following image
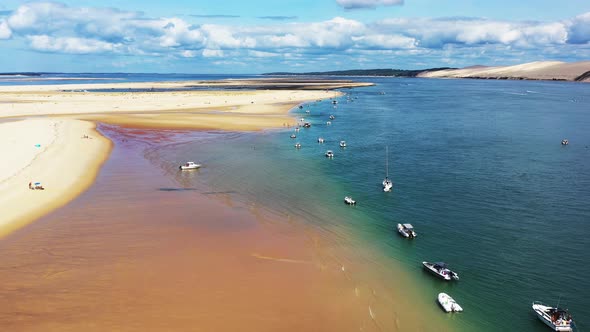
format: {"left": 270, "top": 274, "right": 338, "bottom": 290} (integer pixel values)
{"left": 386, "top": 146, "right": 389, "bottom": 178}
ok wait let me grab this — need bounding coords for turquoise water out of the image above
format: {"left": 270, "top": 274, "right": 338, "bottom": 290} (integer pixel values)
{"left": 148, "top": 78, "right": 590, "bottom": 331}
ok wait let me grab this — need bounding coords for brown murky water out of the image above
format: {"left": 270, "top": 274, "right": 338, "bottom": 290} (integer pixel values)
{"left": 0, "top": 126, "right": 449, "bottom": 331}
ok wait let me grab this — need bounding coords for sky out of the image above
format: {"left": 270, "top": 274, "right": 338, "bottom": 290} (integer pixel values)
{"left": 0, "top": 0, "right": 589, "bottom": 73}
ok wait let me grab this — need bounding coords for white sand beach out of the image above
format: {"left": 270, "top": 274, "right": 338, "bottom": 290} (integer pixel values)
{"left": 0, "top": 79, "right": 367, "bottom": 236}
{"left": 0, "top": 118, "right": 111, "bottom": 237}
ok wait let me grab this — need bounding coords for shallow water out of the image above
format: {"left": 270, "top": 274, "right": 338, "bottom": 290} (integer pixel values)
{"left": 150, "top": 77, "right": 590, "bottom": 331}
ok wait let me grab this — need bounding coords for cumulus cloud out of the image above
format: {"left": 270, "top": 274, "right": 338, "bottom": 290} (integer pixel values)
{"left": 0, "top": 19, "right": 11, "bottom": 39}
{"left": 1, "top": 1, "right": 589, "bottom": 69}
{"left": 337, "top": 0, "right": 404, "bottom": 9}
{"left": 28, "top": 35, "right": 122, "bottom": 54}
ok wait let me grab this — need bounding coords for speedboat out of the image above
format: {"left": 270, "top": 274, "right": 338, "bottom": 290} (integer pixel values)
{"left": 305, "top": 110, "right": 310, "bottom": 114}
{"left": 295, "top": 143, "right": 301, "bottom": 149}
{"left": 422, "top": 261, "right": 459, "bottom": 281}
{"left": 326, "top": 121, "right": 332, "bottom": 125}
{"left": 329, "top": 114, "right": 335, "bottom": 120}
{"left": 339, "top": 140, "right": 347, "bottom": 148}
{"left": 561, "top": 139, "right": 569, "bottom": 145}
{"left": 397, "top": 223, "right": 417, "bottom": 238}
{"left": 179, "top": 162, "right": 201, "bottom": 170}
{"left": 344, "top": 196, "right": 356, "bottom": 205}
{"left": 290, "top": 134, "right": 296, "bottom": 139}
{"left": 438, "top": 293, "right": 463, "bottom": 313}
{"left": 303, "top": 122, "right": 311, "bottom": 128}
{"left": 532, "top": 302, "right": 574, "bottom": 331}
{"left": 325, "top": 150, "right": 334, "bottom": 158}
{"left": 318, "top": 137, "right": 325, "bottom": 143}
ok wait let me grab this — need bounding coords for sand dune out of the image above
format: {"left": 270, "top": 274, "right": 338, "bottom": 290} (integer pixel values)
{"left": 419, "top": 61, "right": 590, "bottom": 81}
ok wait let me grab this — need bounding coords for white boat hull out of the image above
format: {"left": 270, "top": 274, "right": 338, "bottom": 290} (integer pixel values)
{"left": 532, "top": 303, "right": 573, "bottom": 332}
{"left": 438, "top": 293, "right": 463, "bottom": 312}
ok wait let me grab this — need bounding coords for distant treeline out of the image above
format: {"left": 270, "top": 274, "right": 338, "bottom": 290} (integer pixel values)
{"left": 0, "top": 72, "right": 43, "bottom": 76}
{"left": 263, "top": 68, "right": 454, "bottom": 77}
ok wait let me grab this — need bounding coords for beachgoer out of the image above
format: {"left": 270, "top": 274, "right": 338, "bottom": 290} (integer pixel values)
{"left": 29, "top": 182, "right": 32, "bottom": 190}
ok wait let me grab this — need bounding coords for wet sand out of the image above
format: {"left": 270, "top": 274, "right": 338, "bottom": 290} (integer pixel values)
{"left": 0, "top": 126, "right": 450, "bottom": 331}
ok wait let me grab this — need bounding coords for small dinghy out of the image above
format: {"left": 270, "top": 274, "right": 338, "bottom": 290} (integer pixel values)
{"left": 290, "top": 134, "right": 296, "bottom": 139}
{"left": 339, "top": 140, "right": 347, "bottom": 148}
{"left": 532, "top": 302, "right": 574, "bottom": 332}
{"left": 318, "top": 137, "right": 325, "bottom": 143}
{"left": 344, "top": 196, "right": 356, "bottom": 205}
{"left": 422, "top": 261, "right": 459, "bottom": 281}
{"left": 326, "top": 121, "right": 332, "bottom": 125}
{"left": 325, "top": 150, "right": 334, "bottom": 158}
{"left": 397, "top": 223, "right": 417, "bottom": 238}
{"left": 295, "top": 143, "right": 301, "bottom": 149}
{"left": 303, "top": 122, "right": 311, "bottom": 128}
{"left": 179, "top": 162, "right": 201, "bottom": 170}
{"left": 332, "top": 100, "right": 338, "bottom": 105}
{"left": 561, "top": 139, "right": 569, "bottom": 145}
{"left": 329, "top": 114, "right": 335, "bottom": 120}
{"left": 438, "top": 293, "right": 463, "bottom": 313}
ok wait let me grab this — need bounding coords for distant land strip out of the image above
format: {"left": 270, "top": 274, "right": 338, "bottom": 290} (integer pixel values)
{"left": 263, "top": 68, "right": 453, "bottom": 77}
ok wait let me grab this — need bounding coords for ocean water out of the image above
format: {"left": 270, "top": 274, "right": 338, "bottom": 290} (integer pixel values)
{"left": 147, "top": 77, "right": 590, "bottom": 331}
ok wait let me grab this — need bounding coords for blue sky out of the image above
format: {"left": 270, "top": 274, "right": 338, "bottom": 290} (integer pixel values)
{"left": 0, "top": 0, "right": 589, "bottom": 73}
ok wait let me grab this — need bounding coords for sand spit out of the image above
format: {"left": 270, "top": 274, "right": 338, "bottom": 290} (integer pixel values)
{"left": 419, "top": 61, "right": 590, "bottom": 82}
{"left": 0, "top": 119, "right": 111, "bottom": 237}
{"left": 0, "top": 81, "right": 365, "bottom": 130}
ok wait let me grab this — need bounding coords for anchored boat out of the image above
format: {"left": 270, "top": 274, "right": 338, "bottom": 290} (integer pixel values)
{"left": 179, "top": 162, "right": 201, "bottom": 170}
{"left": 532, "top": 301, "right": 574, "bottom": 332}
{"left": 397, "top": 223, "right": 417, "bottom": 238}
{"left": 438, "top": 293, "right": 463, "bottom": 313}
{"left": 344, "top": 196, "right": 356, "bottom": 205}
{"left": 422, "top": 261, "right": 459, "bottom": 281}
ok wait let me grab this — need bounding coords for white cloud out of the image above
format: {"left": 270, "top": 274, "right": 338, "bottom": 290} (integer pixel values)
{"left": 202, "top": 49, "right": 224, "bottom": 57}
{"left": 336, "top": 0, "right": 404, "bottom": 9}
{"left": 0, "top": 19, "right": 11, "bottom": 39}
{"left": 28, "top": 35, "right": 122, "bottom": 54}
{"left": 1, "top": 1, "right": 590, "bottom": 69}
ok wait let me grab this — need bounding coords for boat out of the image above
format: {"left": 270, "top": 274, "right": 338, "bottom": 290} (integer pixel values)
{"left": 325, "top": 150, "right": 334, "bottom": 158}
{"left": 344, "top": 196, "right": 356, "bottom": 205}
{"left": 305, "top": 110, "right": 310, "bottom": 114}
{"left": 397, "top": 223, "right": 417, "bottom": 238}
{"left": 179, "top": 162, "right": 201, "bottom": 170}
{"left": 303, "top": 122, "right": 311, "bottom": 128}
{"left": 532, "top": 301, "right": 574, "bottom": 331}
{"left": 332, "top": 100, "right": 338, "bottom": 105}
{"left": 339, "top": 140, "right": 347, "bottom": 148}
{"left": 318, "top": 137, "right": 325, "bottom": 143}
{"left": 422, "top": 261, "right": 459, "bottom": 281}
{"left": 290, "top": 134, "right": 296, "bottom": 139}
{"left": 329, "top": 114, "right": 335, "bottom": 120}
{"left": 438, "top": 293, "right": 463, "bottom": 313}
{"left": 295, "top": 127, "right": 300, "bottom": 132}
{"left": 383, "top": 146, "right": 393, "bottom": 192}
{"left": 295, "top": 142, "right": 301, "bottom": 149}
{"left": 561, "top": 139, "right": 569, "bottom": 145}
{"left": 326, "top": 121, "right": 332, "bottom": 125}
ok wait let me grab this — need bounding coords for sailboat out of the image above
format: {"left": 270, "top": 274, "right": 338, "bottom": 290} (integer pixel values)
{"left": 383, "top": 146, "right": 393, "bottom": 192}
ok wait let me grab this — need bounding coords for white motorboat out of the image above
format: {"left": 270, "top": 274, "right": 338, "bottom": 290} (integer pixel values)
{"left": 438, "top": 293, "right": 463, "bottom": 313}
{"left": 344, "top": 196, "right": 356, "bottom": 205}
{"left": 532, "top": 302, "right": 574, "bottom": 332}
{"left": 295, "top": 143, "right": 301, "bottom": 149}
{"left": 325, "top": 150, "right": 334, "bottom": 158}
{"left": 303, "top": 122, "right": 311, "bottom": 128}
{"left": 290, "top": 134, "right": 296, "bottom": 139}
{"left": 397, "top": 223, "right": 417, "bottom": 238}
{"left": 422, "top": 261, "right": 459, "bottom": 281}
{"left": 305, "top": 110, "right": 310, "bottom": 114}
{"left": 339, "top": 140, "right": 347, "bottom": 148}
{"left": 326, "top": 121, "right": 332, "bottom": 125}
{"left": 383, "top": 146, "right": 393, "bottom": 192}
{"left": 561, "top": 139, "right": 569, "bottom": 145}
{"left": 318, "top": 137, "right": 325, "bottom": 143}
{"left": 329, "top": 114, "right": 336, "bottom": 120}
{"left": 179, "top": 162, "right": 201, "bottom": 170}
{"left": 295, "top": 127, "right": 300, "bottom": 132}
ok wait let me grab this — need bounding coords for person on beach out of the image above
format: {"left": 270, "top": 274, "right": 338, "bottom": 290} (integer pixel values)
{"left": 29, "top": 182, "right": 32, "bottom": 190}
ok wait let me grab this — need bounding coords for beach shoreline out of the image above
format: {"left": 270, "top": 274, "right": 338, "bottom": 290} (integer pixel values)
{"left": 0, "top": 118, "right": 112, "bottom": 237}
{"left": 0, "top": 78, "right": 365, "bottom": 236}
